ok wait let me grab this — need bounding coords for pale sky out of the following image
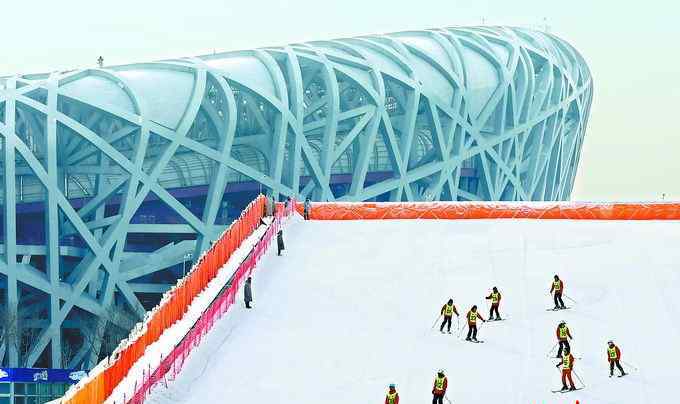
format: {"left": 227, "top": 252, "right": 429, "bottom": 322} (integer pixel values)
{"left": 2, "top": 0, "right": 678, "bottom": 201}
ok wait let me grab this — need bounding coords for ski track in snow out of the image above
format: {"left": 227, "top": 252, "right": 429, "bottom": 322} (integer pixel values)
{"left": 146, "top": 219, "right": 680, "bottom": 404}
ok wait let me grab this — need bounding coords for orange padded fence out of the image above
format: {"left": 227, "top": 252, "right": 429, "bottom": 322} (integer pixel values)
{"left": 298, "top": 201, "right": 680, "bottom": 220}
{"left": 62, "top": 196, "right": 267, "bottom": 404}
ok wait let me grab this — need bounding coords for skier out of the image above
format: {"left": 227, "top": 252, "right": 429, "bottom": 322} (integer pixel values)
{"left": 556, "top": 346, "right": 577, "bottom": 391}
{"left": 550, "top": 275, "right": 566, "bottom": 310}
{"left": 244, "top": 277, "right": 253, "bottom": 309}
{"left": 555, "top": 321, "right": 573, "bottom": 358}
{"left": 607, "top": 340, "right": 627, "bottom": 377}
{"left": 384, "top": 384, "right": 399, "bottom": 404}
{"left": 485, "top": 287, "right": 502, "bottom": 320}
{"left": 439, "top": 298, "right": 459, "bottom": 334}
{"left": 431, "top": 369, "right": 448, "bottom": 404}
{"left": 303, "top": 198, "right": 311, "bottom": 220}
{"left": 465, "top": 305, "right": 486, "bottom": 341}
{"left": 277, "top": 230, "right": 285, "bottom": 256}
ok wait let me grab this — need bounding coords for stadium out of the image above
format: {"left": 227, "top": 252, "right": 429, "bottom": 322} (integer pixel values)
{"left": 0, "top": 24, "right": 630, "bottom": 404}
{"left": 0, "top": 26, "right": 592, "bottom": 374}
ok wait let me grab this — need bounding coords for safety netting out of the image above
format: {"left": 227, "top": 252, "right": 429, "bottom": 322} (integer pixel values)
{"left": 297, "top": 201, "right": 680, "bottom": 220}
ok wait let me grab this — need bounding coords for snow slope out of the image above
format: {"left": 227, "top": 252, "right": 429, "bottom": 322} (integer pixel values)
{"left": 147, "top": 218, "right": 680, "bottom": 404}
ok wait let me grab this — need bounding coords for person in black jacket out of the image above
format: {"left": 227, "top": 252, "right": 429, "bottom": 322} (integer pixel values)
{"left": 244, "top": 277, "right": 253, "bottom": 309}
{"left": 277, "top": 230, "right": 285, "bottom": 256}
{"left": 303, "top": 198, "right": 311, "bottom": 220}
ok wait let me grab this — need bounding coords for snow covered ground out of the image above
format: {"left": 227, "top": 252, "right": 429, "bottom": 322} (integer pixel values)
{"left": 147, "top": 218, "right": 680, "bottom": 404}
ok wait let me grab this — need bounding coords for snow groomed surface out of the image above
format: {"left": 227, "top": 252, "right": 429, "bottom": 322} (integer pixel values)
{"left": 147, "top": 217, "right": 680, "bottom": 404}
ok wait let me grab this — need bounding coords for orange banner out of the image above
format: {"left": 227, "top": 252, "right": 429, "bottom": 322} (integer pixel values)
{"left": 297, "top": 201, "right": 680, "bottom": 220}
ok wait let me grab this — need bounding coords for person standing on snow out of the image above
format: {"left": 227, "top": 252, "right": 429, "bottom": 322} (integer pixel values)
{"left": 244, "top": 277, "right": 253, "bottom": 309}
{"left": 550, "top": 275, "right": 566, "bottom": 310}
{"left": 556, "top": 346, "right": 577, "bottom": 391}
{"left": 465, "top": 305, "right": 486, "bottom": 341}
{"left": 431, "top": 369, "right": 448, "bottom": 404}
{"left": 303, "top": 198, "right": 311, "bottom": 220}
{"left": 277, "top": 230, "right": 285, "bottom": 256}
{"left": 485, "top": 287, "right": 502, "bottom": 320}
{"left": 439, "top": 298, "right": 459, "bottom": 334}
{"left": 384, "top": 384, "right": 399, "bottom": 404}
{"left": 607, "top": 341, "right": 627, "bottom": 377}
{"left": 556, "top": 321, "right": 573, "bottom": 358}
{"left": 265, "top": 193, "right": 275, "bottom": 217}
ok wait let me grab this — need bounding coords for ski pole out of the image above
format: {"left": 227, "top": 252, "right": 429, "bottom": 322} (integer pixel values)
{"left": 572, "top": 370, "right": 586, "bottom": 388}
{"left": 431, "top": 314, "right": 442, "bottom": 330}
{"left": 564, "top": 294, "right": 578, "bottom": 304}
{"left": 459, "top": 323, "right": 468, "bottom": 340}
{"left": 444, "top": 394, "right": 453, "bottom": 404}
{"left": 547, "top": 342, "right": 558, "bottom": 356}
{"left": 621, "top": 359, "right": 639, "bottom": 371}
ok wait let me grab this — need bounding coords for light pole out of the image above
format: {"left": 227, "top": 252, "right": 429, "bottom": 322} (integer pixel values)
{"left": 182, "top": 252, "right": 193, "bottom": 278}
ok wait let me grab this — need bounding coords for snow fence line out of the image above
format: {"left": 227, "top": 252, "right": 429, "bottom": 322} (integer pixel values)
{"left": 298, "top": 201, "right": 680, "bottom": 220}
{"left": 51, "top": 196, "right": 275, "bottom": 404}
{"left": 121, "top": 202, "right": 296, "bottom": 403}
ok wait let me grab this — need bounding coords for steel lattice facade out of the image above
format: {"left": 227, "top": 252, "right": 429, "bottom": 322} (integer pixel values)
{"left": 0, "top": 26, "right": 592, "bottom": 370}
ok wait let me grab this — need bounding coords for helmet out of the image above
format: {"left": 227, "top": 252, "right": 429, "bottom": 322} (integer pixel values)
{"left": 438, "top": 368, "right": 445, "bottom": 374}
{"left": 608, "top": 340, "right": 614, "bottom": 344}
{"left": 388, "top": 383, "right": 396, "bottom": 389}
{"left": 560, "top": 320, "right": 566, "bottom": 325}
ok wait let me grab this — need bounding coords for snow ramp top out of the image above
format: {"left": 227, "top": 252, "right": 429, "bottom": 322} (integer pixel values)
{"left": 298, "top": 201, "right": 680, "bottom": 220}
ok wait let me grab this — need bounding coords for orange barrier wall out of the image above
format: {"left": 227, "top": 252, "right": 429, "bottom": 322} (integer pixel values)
{"left": 62, "top": 196, "right": 267, "bottom": 404}
{"left": 297, "top": 201, "right": 680, "bottom": 220}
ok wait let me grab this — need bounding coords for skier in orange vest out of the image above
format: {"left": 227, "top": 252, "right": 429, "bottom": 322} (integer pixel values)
{"left": 439, "top": 298, "right": 459, "bottom": 334}
{"left": 431, "top": 369, "right": 448, "bottom": 404}
{"left": 550, "top": 275, "right": 566, "bottom": 310}
{"left": 485, "top": 287, "right": 502, "bottom": 320}
{"left": 556, "top": 346, "right": 577, "bottom": 391}
{"left": 465, "top": 305, "right": 486, "bottom": 342}
{"left": 555, "top": 321, "right": 573, "bottom": 358}
{"left": 384, "top": 383, "right": 399, "bottom": 404}
{"left": 607, "top": 341, "right": 627, "bottom": 377}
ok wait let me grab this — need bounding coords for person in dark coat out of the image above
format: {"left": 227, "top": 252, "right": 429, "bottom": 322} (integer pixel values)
{"left": 303, "top": 198, "right": 311, "bottom": 220}
{"left": 265, "top": 194, "right": 274, "bottom": 217}
{"left": 244, "top": 277, "right": 253, "bottom": 309}
{"left": 277, "top": 230, "right": 285, "bottom": 256}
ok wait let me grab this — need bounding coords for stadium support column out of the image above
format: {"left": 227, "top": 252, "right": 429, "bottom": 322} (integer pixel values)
{"left": 45, "top": 75, "right": 62, "bottom": 367}
{"left": 2, "top": 78, "right": 19, "bottom": 366}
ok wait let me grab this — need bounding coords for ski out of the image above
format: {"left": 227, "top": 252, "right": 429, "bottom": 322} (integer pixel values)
{"left": 560, "top": 388, "right": 584, "bottom": 393}
{"left": 464, "top": 339, "right": 484, "bottom": 343}
{"left": 551, "top": 388, "right": 584, "bottom": 393}
{"left": 546, "top": 307, "right": 571, "bottom": 311}
{"left": 486, "top": 318, "right": 507, "bottom": 322}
